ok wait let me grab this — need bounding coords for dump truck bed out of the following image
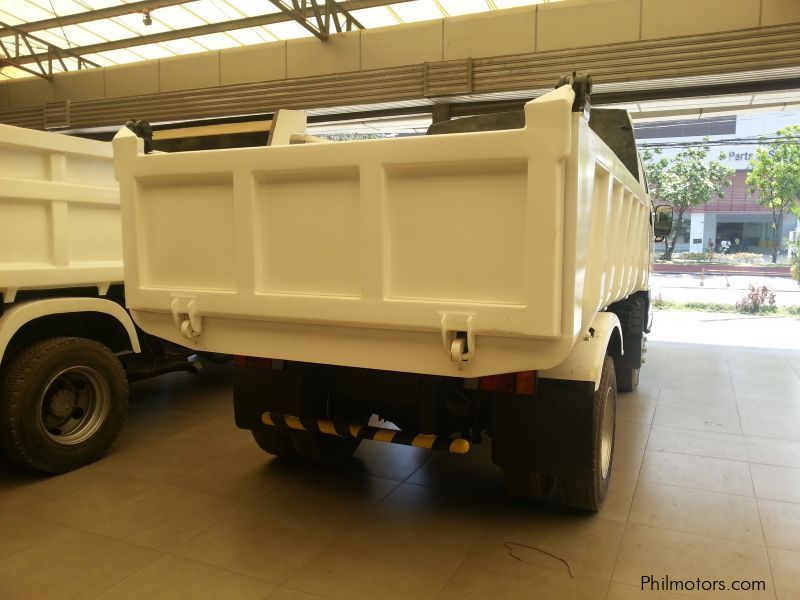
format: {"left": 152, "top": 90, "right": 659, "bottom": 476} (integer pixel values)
{"left": 114, "top": 85, "right": 651, "bottom": 377}
{"left": 0, "top": 124, "right": 121, "bottom": 300}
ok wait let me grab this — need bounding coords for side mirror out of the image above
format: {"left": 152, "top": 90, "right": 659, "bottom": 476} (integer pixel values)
{"left": 653, "top": 204, "right": 673, "bottom": 242}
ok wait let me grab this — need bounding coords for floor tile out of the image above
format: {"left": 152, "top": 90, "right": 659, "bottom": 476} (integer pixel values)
{"left": 767, "top": 547, "right": 800, "bottom": 600}
{"left": 96, "top": 554, "right": 275, "bottom": 599}
{"left": 628, "top": 481, "right": 763, "bottom": 544}
{"left": 0, "top": 467, "right": 155, "bottom": 528}
{"left": 745, "top": 436, "right": 800, "bottom": 469}
{"left": 436, "top": 518, "right": 614, "bottom": 600}
{"left": 652, "top": 403, "right": 741, "bottom": 435}
{"left": 613, "top": 524, "right": 773, "bottom": 599}
{"left": 174, "top": 506, "right": 345, "bottom": 584}
{"left": 602, "top": 475, "right": 638, "bottom": 523}
{"left": 639, "top": 450, "right": 754, "bottom": 497}
{"left": 359, "top": 482, "right": 493, "bottom": 550}
{"left": 616, "top": 395, "right": 657, "bottom": 425}
{"left": 474, "top": 510, "right": 627, "bottom": 581}
{"left": 615, "top": 419, "right": 651, "bottom": 451}
{"left": 352, "top": 441, "right": 432, "bottom": 482}
{"left": 750, "top": 464, "right": 800, "bottom": 503}
{"left": 658, "top": 388, "right": 737, "bottom": 408}
{"left": 647, "top": 426, "right": 747, "bottom": 461}
{"left": 172, "top": 444, "right": 289, "bottom": 501}
{"left": 758, "top": 499, "right": 800, "bottom": 553}
{"left": 606, "top": 581, "right": 693, "bottom": 599}
{"left": 285, "top": 524, "right": 469, "bottom": 600}
{"left": 0, "top": 508, "right": 72, "bottom": 561}
{"left": 79, "top": 482, "right": 241, "bottom": 552}
{"left": 0, "top": 528, "right": 160, "bottom": 600}
{"left": 238, "top": 465, "right": 399, "bottom": 526}
{"left": 740, "top": 414, "right": 800, "bottom": 443}
{"left": 614, "top": 443, "right": 646, "bottom": 480}
{"left": 267, "top": 588, "right": 330, "bottom": 600}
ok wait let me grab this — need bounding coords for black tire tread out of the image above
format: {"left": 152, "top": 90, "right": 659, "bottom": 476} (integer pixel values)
{"left": 251, "top": 425, "right": 298, "bottom": 458}
{"left": 615, "top": 365, "right": 640, "bottom": 393}
{"left": 0, "top": 337, "right": 128, "bottom": 473}
{"left": 557, "top": 356, "right": 616, "bottom": 512}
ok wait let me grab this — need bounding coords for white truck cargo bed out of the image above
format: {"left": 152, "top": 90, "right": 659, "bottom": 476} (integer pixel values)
{"left": 1, "top": 123, "right": 121, "bottom": 300}
{"left": 114, "top": 84, "right": 651, "bottom": 377}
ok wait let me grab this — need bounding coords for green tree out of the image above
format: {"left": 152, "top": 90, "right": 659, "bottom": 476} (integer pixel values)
{"left": 746, "top": 126, "right": 800, "bottom": 264}
{"left": 642, "top": 145, "right": 734, "bottom": 261}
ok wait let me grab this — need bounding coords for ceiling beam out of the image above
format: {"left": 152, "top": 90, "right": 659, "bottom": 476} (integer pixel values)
{"left": 0, "top": 20, "right": 100, "bottom": 78}
{"left": 7, "top": 0, "right": 415, "bottom": 67}
{"left": 0, "top": 0, "right": 199, "bottom": 38}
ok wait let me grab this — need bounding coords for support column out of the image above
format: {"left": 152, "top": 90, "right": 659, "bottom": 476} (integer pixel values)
{"left": 689, "top": 212, "right": 705, "bottom": 252}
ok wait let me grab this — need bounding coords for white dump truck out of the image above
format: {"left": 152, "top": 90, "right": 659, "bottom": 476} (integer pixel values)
{"left": 113, "top": 75, "right": 672, "bottom": 511}
{"left": 0, "top": 123, "right": 197, "bottom": 474}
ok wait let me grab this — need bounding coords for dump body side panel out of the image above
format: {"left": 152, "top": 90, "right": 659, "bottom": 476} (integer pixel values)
{"left": 0, "top": 124, "right": 121, "bottom": 299}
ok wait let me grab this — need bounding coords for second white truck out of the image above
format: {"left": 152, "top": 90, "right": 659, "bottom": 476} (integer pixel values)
{"left": 113, "top": 75, "right": 672, "bottom": 511}
{"left": 0, "top": 122, "right": 199, "bottom": 474}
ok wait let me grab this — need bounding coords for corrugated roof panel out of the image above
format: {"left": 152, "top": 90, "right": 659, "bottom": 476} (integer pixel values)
{"left": 225, "top": 28, "right": 273, "bottom": 45}
{"left": 220, "top": 0, "right": 282, "bottom": 18}
{"left": 112, "top": 12, "right": 174, "bottom": 35}
{"left": 183, "top": 0, "right": 234, "bottom": 23}
{"left": 5, "top": 1, "right": 51, "bottom": 22}
{"left": 264, "top": 20, "right": 315, "bottom": 41}
{"left": 127, "top": 44, "right": 178, "bottom": 60}
{"left": 149, "top": 5, "right": 208, "bottom": 29}
{"left": 190, "top": 32, "right": 242, "bottom": 50}
{"left": 93, "top": 47, "right": 155, "bottom": 63}
{"left": 389, "top": 0, "right": 445, "bottom": 22}
{"left": 438, "top": 0, "right": 492, "bottom": 16}
{"left": 79, "top": 52, "right": 120, "bottom": 66}
{"left": 348, "top": 7, "right": 398, "bottom": 28}
{"left": 159, "top": 37, "right": 209, "bottom": 55}
{"left": 43, "top": 24, "right": 108, "bottom": 46}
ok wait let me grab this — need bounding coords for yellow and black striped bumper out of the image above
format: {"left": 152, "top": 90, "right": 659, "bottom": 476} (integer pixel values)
{"left": 262, "top": 412, "right": 470, "bottom": 454}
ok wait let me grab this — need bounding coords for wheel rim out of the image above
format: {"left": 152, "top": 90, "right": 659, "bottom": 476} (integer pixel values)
{"left": 600, "top": 384, "right": 615, "bottom": 480}
{"left": 37, "top": 366, "right": 110, "bottom": 445}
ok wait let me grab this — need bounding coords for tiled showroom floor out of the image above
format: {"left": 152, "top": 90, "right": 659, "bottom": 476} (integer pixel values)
{"left": 1, "top": 318, "right": 800, "bottom": 599}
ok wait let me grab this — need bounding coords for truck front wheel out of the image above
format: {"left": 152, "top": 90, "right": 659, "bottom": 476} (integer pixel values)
{"left": 558, "top": 356, "right": 617, "bottom": 511}
{"left": 0, "top": 337, "right": 128, "bottom": 473}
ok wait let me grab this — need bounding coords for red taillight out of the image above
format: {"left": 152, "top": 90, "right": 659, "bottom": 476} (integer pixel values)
{"left": 233, "top": 356, "right": 274, "bottom": 368}
{"left": 479, "top": 371, "right": 536, "bottom": 395}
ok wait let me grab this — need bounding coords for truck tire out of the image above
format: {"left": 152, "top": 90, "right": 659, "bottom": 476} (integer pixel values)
{"left": 0, "top": 337, "right": 128, "bottom": 474}
{"left": 610, "top": 294, "right": 646, "bottom": 393}
{"left": 290, "top": 430, "right": 360, "bottom": 463}
{"left": 558, "top": 356, "right": 616, "bottom": 511}
{"left": 251, "top": 425, "right": 299, "bottom": 458}
{"left": 615, "top": 364, "right": 639, "bottom": 393}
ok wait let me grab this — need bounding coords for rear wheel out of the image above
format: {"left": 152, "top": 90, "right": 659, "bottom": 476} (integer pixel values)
{"left": 557, "top": 356, "right": 617, "bottom": 511}
{"left": 251, "top": 425, "right": 298, "bottom": 458}
{"left": 0, "top": 337, "right": 128, "bottom": 473}
{"left": 615, "top": 365, "right": 639, "bottom": 393}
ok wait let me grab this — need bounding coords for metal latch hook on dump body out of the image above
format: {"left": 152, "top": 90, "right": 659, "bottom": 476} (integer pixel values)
{"left": 441, "top": 313, "right": 476, "bottom": 362}
{"left": 171, "top": 297, "right": 202, "bottom": 339}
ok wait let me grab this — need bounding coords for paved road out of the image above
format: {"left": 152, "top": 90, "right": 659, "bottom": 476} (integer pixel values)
{"left": 651, "top": 273, "right": 800, "bottom": 307}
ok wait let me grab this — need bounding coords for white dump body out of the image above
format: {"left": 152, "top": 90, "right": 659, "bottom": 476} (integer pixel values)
{"left": 0, "top": 124, "right": 121, "bottom": 301}
{"left": 114, "top": 85, "right": 651, "bottom": 378}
